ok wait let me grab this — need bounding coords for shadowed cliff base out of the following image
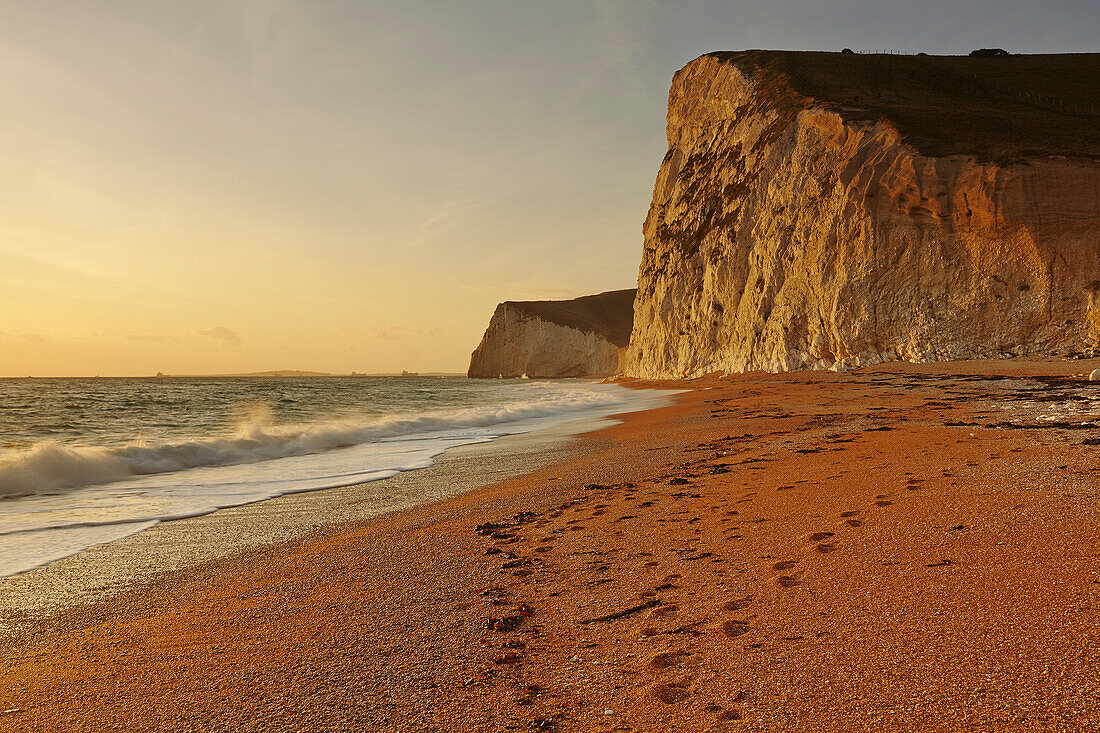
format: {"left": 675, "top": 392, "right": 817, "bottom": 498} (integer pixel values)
{"left": 469, "top": 289, "right": 636, "bottom": 378}
{"left": 707, "top": 50, "right": 1100, "bottom": 163}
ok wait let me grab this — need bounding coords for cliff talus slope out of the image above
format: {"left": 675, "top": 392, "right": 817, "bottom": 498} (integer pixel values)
{"left": 469, "top": 290, "right": 635, "bottom": 378}
{"left": 622, "top": 52, "right": 1100, "bottom": 377}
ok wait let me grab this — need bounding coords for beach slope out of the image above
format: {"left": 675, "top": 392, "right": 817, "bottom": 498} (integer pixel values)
{"left": 3, "top": 359, "right": 1100, "bottom": 731}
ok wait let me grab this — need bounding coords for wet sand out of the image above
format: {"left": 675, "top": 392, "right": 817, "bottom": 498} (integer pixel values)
{"left": 3, "top": 359, "right": 1100, "bottom": 732}
{"left": 0, "top": 411, "right": 636, "bottom": 634}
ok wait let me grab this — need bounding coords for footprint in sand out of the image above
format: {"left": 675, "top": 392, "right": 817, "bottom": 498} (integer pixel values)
{"left": 816, "top": 544, "right": 838, "bottom": 553}
{"left": 722, "top": 596, "right": 754, "bottom": 612}
{"left": 651, "top": 604, "right": 679, "bottom": 619}
{"left": 777, "top": 573, "right": 803, "bottom": 588}
{"left": 808, "top": 532, "right": 834, "bottom": 542}
{"left": 649, "top": 650, "right": 692, "bottom": 669}
{"left": 721, "top": 619, "right": 751, "bottom": 638}
{"left": 875, "top": 500, "right": 893, "bottom": 507}
{"left": 772, "top": 560, "right": 798, "bottom": 571}
{"left": 652, "top": 683, "right": 691, "bottom": 704}
{"left": 841, "top": 510, "right": 861, "bottom": 517}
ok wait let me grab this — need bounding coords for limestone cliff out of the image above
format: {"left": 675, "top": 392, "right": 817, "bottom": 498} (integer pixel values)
{"left": 622, "top": 51, "right": 1100, "bottom": 377}
{"left": 469, "top": 289, "right": 636, "bottom": 378}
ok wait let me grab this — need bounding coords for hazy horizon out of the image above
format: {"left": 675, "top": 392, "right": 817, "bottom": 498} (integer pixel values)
{"left": 3, "top": 1, "right": 1097, "bottom": 377}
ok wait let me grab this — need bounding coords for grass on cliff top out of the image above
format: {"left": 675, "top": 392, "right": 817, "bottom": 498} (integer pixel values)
{"left": 707, "top": 50, "right": 1100, "bottom": 163}
{"left": 508, "top": 289, "right": 636, "bottom": 348}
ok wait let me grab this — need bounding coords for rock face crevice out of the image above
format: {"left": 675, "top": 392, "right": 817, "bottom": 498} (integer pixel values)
{"left": 622, "top": 52, "right": 1100, "bottom": 378}
{"left": 468, "top": 289, "right": 636, "bottom": 378}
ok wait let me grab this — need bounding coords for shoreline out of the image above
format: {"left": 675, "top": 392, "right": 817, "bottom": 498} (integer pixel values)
{"left": 0, "top": 379, "right": 671, "bottom": 579}
{"left": 0, "top": 388, "right": 674, "bottom": 637}
{"left": 4, "top": 358, "right": 1100, "bottom": 731}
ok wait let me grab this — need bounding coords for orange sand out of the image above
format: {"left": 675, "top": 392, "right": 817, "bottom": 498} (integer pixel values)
{"left": 2, "top": 360, "right": 1100, "bottom": 732}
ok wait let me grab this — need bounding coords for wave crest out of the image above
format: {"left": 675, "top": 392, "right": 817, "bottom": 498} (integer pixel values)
{"left": 0, "top": 387, "right": 624, "bottom": 498}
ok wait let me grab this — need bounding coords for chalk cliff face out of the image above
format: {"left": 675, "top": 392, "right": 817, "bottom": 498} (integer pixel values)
{"left": 469, "top": 290, "right": 635, "bottom": 378}
{"left": 622, "top": 52, "right": 1100, "bottom": 377}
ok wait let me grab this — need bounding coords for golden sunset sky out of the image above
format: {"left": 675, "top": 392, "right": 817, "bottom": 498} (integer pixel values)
{"left": 2, "top": 1, "right": 1094, "bottom": 376}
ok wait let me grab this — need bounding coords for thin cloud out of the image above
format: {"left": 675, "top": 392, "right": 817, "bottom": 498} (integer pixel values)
{"left": 373, "top": 327, "right": 401, "bottom": 342}
{"left": 10, "top": 331, "right": 47, "bottom": 344}
{"left": 196, "top": 326, "right": 242, "bottom": 347}
{"left": 595, "top": 0, "right": 654, "bottom": 107}
{"left": 460, "top": 283, "right": 577, "bottom": 301}
{"left": 371, "top": 324, "right": 438, "bottom": 343}
{"left": 0, "top": 239, "right": 111, "bottom": 282}
{"left": 412, "top": 190, "right": 501, "bottom": 247}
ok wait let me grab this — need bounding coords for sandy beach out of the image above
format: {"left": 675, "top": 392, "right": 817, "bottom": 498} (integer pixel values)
{"left": 3, "top": 359, "right": 1100, "bottom": 732}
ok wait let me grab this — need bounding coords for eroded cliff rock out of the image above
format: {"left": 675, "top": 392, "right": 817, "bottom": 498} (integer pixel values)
{"left": 469, "top": 289, "right": 635, "bottom": 378}
{"left": 622, "top": 51, "right": 1100, "bottom": 377}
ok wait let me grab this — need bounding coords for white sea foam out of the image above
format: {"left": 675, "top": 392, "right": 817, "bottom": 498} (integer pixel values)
{"left": 0, "top": 382, "right": 675, "bottom": 577}
{"left": 0, "top": 384, "right": 626, "bottom": 498}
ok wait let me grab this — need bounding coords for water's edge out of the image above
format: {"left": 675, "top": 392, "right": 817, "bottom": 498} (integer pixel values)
{"left": 0, "top": 383, "right": 674, "bottom": 578}
{"left": 0, "top": 386, "right": 677, "bottom": 634}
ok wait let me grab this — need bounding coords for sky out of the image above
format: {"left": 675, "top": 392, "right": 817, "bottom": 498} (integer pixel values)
{"left": 1, "top": 1, "right": 1096, "bottom": 376}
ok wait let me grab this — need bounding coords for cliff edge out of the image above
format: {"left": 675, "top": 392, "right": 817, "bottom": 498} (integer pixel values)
{"left": 622, "top": 51, "right": 1100, "bottom": 378}
{"left": 468, "top": 289, "right": 636, "bottom": 378}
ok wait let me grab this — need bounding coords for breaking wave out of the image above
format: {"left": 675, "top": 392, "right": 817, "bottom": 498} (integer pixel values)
{"left": 0, "top": 388, "right": 624, "bottom": 498}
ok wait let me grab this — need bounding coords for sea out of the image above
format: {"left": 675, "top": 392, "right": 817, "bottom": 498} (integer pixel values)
{"left": 0, "top": 376, "right": 670, "bottom": 578}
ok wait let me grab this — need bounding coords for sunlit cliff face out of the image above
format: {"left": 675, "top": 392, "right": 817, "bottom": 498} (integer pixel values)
{"left": 623, "top": 55, "right": 1100, "bottom": 378}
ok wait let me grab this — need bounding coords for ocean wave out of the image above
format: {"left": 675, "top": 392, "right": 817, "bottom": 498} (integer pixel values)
{"left": 0, "top": 387, "right": 625, "bottom": 498}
